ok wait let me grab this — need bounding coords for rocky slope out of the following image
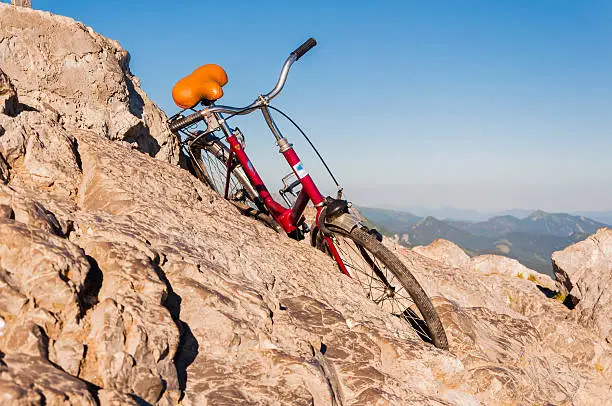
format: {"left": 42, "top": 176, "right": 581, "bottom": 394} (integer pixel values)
{"left": 0, "top": 4, "right": 610, "bottom": 405}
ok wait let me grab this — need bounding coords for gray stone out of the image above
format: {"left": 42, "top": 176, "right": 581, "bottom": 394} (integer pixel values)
{"left": 413, "top": 238, "right": 470, "bottom": 267}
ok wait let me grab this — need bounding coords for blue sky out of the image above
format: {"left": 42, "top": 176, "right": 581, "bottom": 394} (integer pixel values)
{"left": 32, "top": 0, "right": 612, "bottom": 212}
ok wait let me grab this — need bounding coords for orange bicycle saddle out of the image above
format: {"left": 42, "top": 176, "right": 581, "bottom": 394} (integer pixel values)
{"left": 172, "top": 64, "right": 228, "bottom": 109}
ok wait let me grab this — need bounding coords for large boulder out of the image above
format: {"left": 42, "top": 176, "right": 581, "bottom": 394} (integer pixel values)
{"left": 412, "top": 238, "right": 470, "bottom": 267}
{"left": 466, "top": 254, "right": 555, "bottom": 289}
{"left": 552, "top": 228, "right": 612, "bottom": 342}
{"left": 0, "top": 3, "right": 180, "bottom": 164}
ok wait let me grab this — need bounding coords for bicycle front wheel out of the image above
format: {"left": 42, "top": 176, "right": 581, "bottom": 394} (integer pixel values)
{"left": 327, "top": 227, "right": 449, "bottom": 350}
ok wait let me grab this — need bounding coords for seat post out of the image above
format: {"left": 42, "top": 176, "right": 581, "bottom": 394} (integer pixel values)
{"left": 213, "top": 103, "right": 234, "bottom": 138}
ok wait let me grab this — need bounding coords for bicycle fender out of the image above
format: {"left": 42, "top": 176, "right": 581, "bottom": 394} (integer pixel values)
{"left": 323, "top": 212, "right": 362, "bottom": 234}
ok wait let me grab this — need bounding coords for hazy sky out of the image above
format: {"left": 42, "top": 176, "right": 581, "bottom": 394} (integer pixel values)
{"left": 32, "top": 0, "right": 612, "bottom": 212}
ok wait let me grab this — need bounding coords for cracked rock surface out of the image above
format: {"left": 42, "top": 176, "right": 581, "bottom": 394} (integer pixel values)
{"left": 0, "top": 3, "right": 611, "bottom": 405}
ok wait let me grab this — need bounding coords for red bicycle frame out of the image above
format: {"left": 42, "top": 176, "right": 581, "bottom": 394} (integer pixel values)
{"left": 225, "top": 132, "right": 350, "bottom": 276}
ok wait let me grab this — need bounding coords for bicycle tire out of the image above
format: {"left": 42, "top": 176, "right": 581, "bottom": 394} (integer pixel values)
{"left": 189, "top": 136, "right": 280, "bottom": 231}
{"left": 326, "top": 227, "right": 449, "bottom": 350}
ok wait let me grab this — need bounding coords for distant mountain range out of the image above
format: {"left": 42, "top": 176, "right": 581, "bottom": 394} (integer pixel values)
{"left": 575, "top": 211, "right": 612, "bottom": 226}
{"left": 372, "top": 205, "right": 612, "bottom": 225}
{"left": 358, "top": 207, "right": 610, "bottom": 276}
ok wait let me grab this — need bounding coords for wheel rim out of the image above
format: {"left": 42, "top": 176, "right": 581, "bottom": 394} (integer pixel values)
{"left": 332, "top": 234, "right": 435, "bottom": 343}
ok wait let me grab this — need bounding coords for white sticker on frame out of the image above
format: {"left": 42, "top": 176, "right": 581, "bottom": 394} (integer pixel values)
{"left": 292, "top": 162, "right": 308, "bottom": 179}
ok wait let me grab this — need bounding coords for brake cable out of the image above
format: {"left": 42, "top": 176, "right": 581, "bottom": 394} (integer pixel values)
{"left": 265, "top": 105, "right": 342, "bottom": 195}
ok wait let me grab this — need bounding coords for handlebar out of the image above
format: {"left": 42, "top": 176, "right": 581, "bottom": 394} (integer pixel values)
{"left": 169, "top": 38, "right": 317, "bottom": 133}
{"left": 291, "top": 38, "right": 317, "bottom": 61}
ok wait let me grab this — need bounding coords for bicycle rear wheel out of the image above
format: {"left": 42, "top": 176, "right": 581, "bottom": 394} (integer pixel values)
{"left": 321, "top": 227, "right": 449, "bottom": 350}
{"left": 189, "top": 134, "right": 279, "bottom": 230}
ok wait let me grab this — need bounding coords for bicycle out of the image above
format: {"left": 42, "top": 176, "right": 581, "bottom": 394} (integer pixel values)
{"left": 168, "top": 38, "right": 449, "bottom": 350}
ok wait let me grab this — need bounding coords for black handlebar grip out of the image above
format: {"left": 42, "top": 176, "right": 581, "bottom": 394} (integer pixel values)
{"left": 291, "top": 38, "right": 317, "bottom": 61}
{"left": 168, "top": 110, "right": 204, "bottom": 132}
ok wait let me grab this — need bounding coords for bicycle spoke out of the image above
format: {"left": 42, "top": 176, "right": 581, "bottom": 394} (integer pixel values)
{"left": 387, "top": 297, "right": 396, "bottom": 314}
{"left": 400, "top": 310, "right": 432, "bottom": 340}
{"left": 199, "top": 147, "right": 258, "bottom": 210}
{"left": 394, "top": 287, "right": 417, "bottom": 306}
{"left": 372, "top": 290, "right": 388, "bottom": 305}
{"left": 336, "top": 241, "right": 379, "bottom": 294}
